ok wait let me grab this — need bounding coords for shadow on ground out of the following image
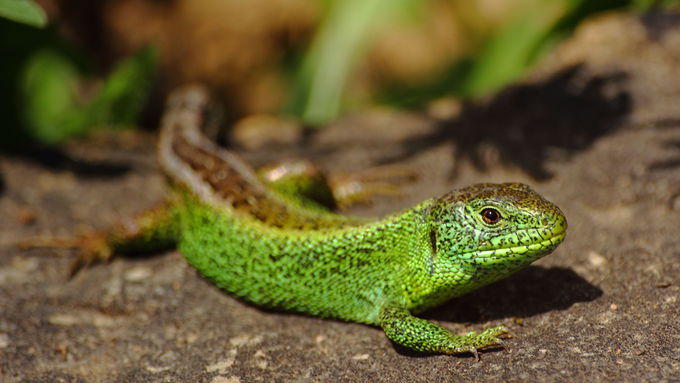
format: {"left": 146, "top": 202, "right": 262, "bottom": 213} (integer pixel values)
{"left": 4, "top": 146, "right": 132, "bottom": 179}
{"left": 388, "top": 267, "right": 602, "bottom": 358}
{"left": 426, "top": 266, "right": 603, "bottom": 323}
{"left": 387, "top": 65, "right": 632, "bottom": 180}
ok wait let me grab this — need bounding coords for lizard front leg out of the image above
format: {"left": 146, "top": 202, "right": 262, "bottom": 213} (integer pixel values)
{"left": 378, "top": 304, "right": 508, "bottom": 358}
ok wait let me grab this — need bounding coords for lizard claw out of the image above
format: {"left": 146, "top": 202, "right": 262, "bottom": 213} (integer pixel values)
{"left": 472, "top": 347, "right": 480, "bottom": 361}
{"left": 18, "top": 232, "right": 114, "bottom": 278}
{"left": 455, "top": 325, "right": 510, "bottom": 357}
{"left": 67, "top": 233, "right": 113, "bottom": 277}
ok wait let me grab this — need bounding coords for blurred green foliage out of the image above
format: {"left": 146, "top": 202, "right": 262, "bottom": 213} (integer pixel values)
{"left": 19, "top": 47, "right": 156, "bottom": 145}
{"left": 294, "top": 0, "right": 680, "bottom": 125}
{"left": 0, "top": 0, "right": 46, "bottom": 27}
{"left": 0, "top": 0, "right": 156, "bottom": 150}
{"left": 1, "top": 0, "right": 678, "bottom": 148}
{"left": 79, "top": 47, "right": 156, "bottom": 130}
{"left": 0, "top": 10, "right": 155, "bottom": 150}
{"left": 20, "top": 48, "right": 85, "bottom": 144}
{"left": 290, "top": 0, "right": 421, "bottom": 125}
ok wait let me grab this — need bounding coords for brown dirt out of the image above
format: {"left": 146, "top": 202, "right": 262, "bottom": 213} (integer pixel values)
{"left": 1, "top": 12, "right": 679, "bottom": 383}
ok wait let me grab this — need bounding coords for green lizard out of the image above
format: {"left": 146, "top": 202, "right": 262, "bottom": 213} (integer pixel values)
{"left": 73, "top": 85, "right": 567, "bottom": 357}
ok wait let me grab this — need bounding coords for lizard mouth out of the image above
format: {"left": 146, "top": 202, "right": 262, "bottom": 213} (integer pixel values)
{"left": 471, "top": 229, "right": 566, "bottom": 266}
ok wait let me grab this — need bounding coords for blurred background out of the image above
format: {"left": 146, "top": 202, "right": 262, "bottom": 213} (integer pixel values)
{"left": 0, "top": 0, "right": 677, "bottom": 150}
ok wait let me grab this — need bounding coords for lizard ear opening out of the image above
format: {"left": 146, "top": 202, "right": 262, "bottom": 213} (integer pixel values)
{"left": 429, "top": 228, "right": 437, "bottom": 257}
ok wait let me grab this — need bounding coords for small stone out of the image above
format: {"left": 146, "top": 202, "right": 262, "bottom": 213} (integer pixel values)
{"left": 124, "top": 266, "right": 152, "bottom": 282}
{"left": 588, "top": 251, "right": 607, "bottom": 267}
{"left": 211, "top": 376, "right": 240, "bottom": 383}
{"left": 0, "top": 333, "right": 9, "bottom": 348}
{"left": 206, "top": 355, "right": 235, "bottom": 374}
{"left": 231, "top": 115, "right": 303, "bottom": 150}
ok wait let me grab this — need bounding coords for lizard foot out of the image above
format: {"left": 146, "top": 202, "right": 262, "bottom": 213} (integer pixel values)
{"left": 258, "top": 160, "right": 418, "bottom": 210}
{"left": 18, "top": 232, "right": 114, "bottom": 277}
{"left": 66, "top": 232, "right": 114, "bottom": 277}
{"left": 329, "top": 164, "right": 418, "bottom": 209}
{"left": 444, "top": 325, "right": 510, "bottom": 359}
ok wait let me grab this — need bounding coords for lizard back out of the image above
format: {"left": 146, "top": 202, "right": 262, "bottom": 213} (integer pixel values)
{"left": 157, "top": 86, "right": 365, "bottom": 231}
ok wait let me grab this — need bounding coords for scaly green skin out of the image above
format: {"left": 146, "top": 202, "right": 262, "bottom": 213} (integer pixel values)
{"left": 90, "top": 86, "right": 567, "bottom": 356}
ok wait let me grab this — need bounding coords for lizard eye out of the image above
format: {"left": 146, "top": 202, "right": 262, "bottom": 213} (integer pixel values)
{"left": 481, "top": 208, "right": 502, "bottom": 225}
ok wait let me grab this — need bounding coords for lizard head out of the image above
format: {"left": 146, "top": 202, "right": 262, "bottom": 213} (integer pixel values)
{"left": 427, "top": 182, "right": 567, "bottom": 288}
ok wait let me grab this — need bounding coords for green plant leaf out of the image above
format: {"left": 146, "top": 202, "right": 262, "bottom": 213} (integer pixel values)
{"left": 88, "top": 46, "right": 157, "bottom": 128}
{"left": 19, "top": 47, "right": 156, "bottom": 145}
{"left": 20, "top": 48, "right": 85, "bottom": 144}
{"left": 0, "top": 0, "right": 47, "bottom": 28}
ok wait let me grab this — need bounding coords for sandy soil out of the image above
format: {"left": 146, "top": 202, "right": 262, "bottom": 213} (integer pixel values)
{"left": 1, "top": 12, "right": 679, "bottom": 383}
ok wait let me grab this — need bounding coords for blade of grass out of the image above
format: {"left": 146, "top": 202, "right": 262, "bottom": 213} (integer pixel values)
{"left": 20, "top": 48, "right": 85, "bottom": 144}
{"left": 19, "top": 47, "right": 156, "bottom": 145}
{"left": 459, "top": 0, "right": 565, "bottom": 97}
{"left": 293, "top": 0, "right": 418, "bottom": 125}
{"left": 88, "top": 46, "right": 157, "bottom": 128}
{"left": 0, "top": 0, "right": 46, "bottom": 28}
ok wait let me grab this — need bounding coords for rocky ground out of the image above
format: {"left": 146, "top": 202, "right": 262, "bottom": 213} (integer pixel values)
{"left": 1, "top": 12, "right": 679, "bottom": 383}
